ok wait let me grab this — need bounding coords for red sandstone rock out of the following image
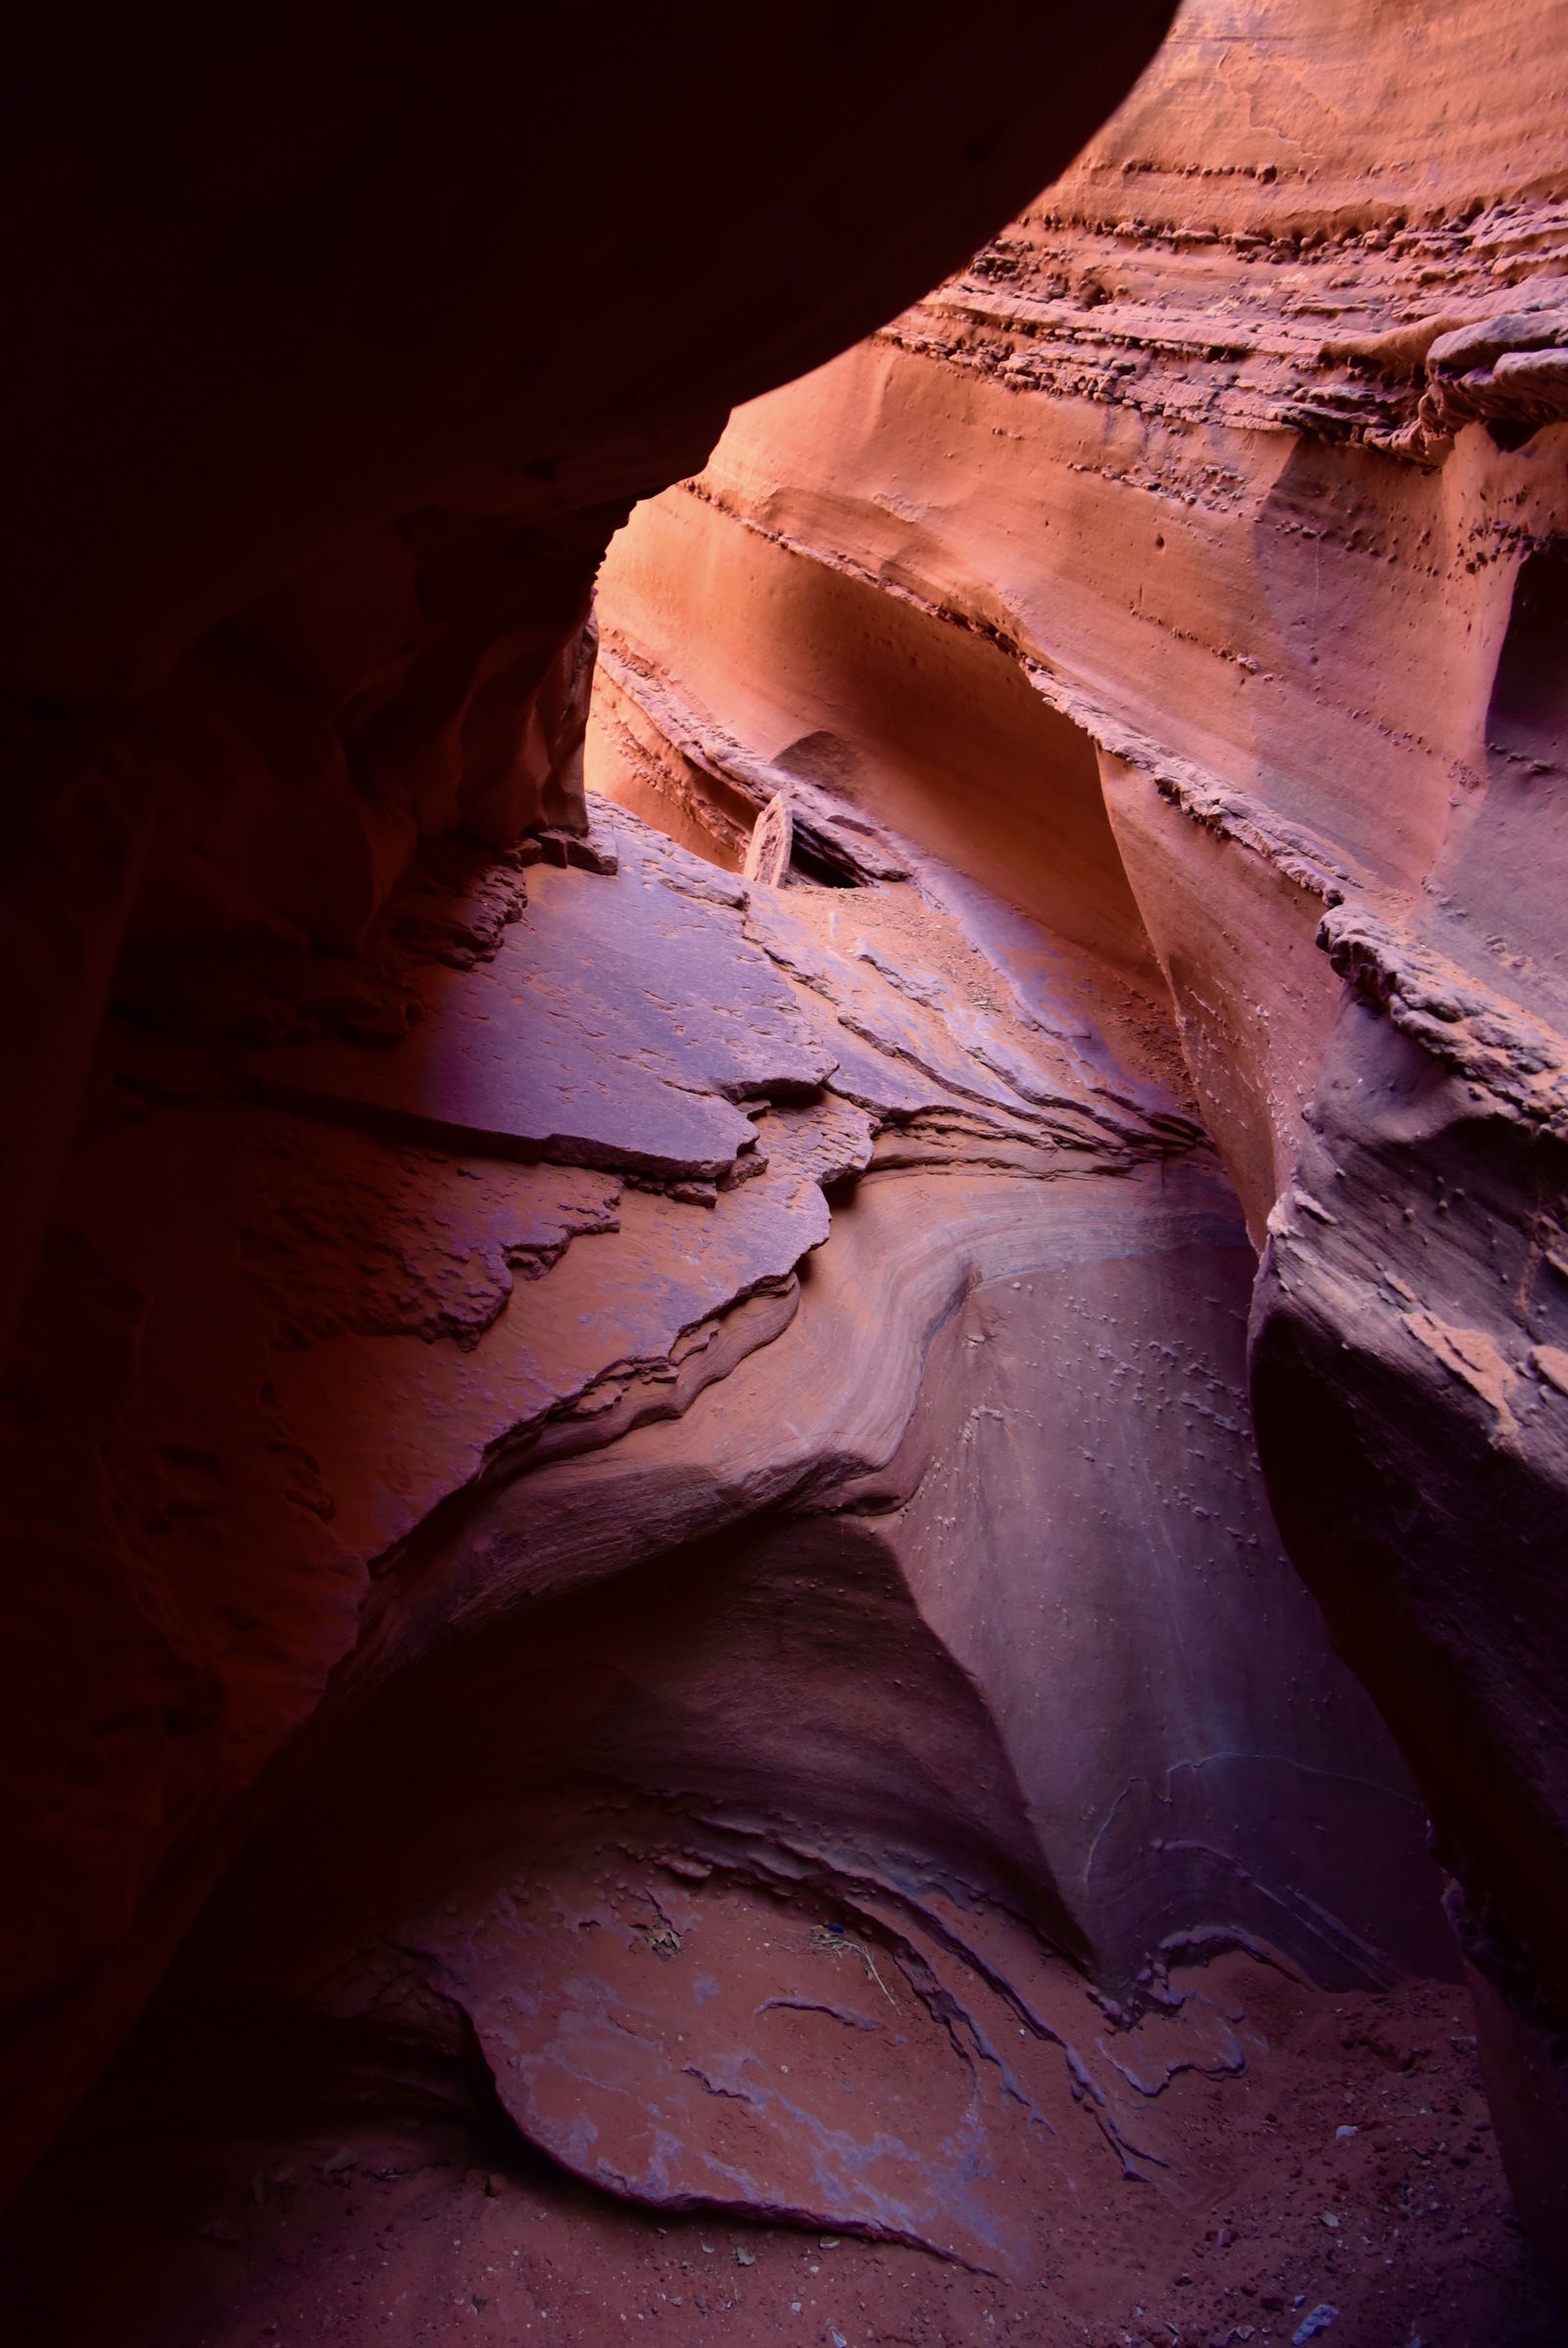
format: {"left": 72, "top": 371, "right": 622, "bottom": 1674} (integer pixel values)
{"left": 0, "top": 0, "right": 1183, "bottom": 2214}
{"left": 0, "top": 0, "right": 1177, "bottom": 1365}
{"left": 0, "top": 783, "right": 1449, "bottom": 2301}
{"left": 245, "top": 822, "right": 835, "bottom": 1180}
{"left": 0, "top": 801, "right": 1450, "bottom": 2313}
{"left": 587, "top": 0, "right": 1568, "bottom": 2293}
{"left": 3, "top": 2, "right": 1567, "bottom": 2340}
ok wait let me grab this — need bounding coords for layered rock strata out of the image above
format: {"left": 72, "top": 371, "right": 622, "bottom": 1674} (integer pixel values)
{"left": 3, "top": 788, "right": 1449, "bottom": 2295}
{"left": 0, "top": 0, "right": 1175, "bottom": 1374}
{"left": 0, "top": 0, "right": 1193, "bottom": 2221}
{"left": 3, "top": 0, "right": 1565, "bottom": 2331}
{"left": 586, "top": 0, "right": 1568, "bottom": 2285}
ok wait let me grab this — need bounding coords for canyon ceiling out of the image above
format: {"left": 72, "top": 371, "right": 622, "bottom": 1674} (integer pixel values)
{"left": 2, "top": 2, "right": 1567, "bottom": 2344}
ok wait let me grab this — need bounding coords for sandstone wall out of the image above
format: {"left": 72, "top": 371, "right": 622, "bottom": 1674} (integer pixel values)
{"left": 0, "top": 0, "right": 1176, "bottom": 1374}
{"left": 0, "top": 0, "right": 1194, "bottom": 2219}
{"left": 588, "top": 0, "right": 1568, "bottom": 2282}
{"left": 1, "top": 0, "right": 1565, "bottom": 2331}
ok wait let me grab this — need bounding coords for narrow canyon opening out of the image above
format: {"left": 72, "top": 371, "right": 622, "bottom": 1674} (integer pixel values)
{"left": 4, "top": 4, "right": 1568, "bottom": 2347}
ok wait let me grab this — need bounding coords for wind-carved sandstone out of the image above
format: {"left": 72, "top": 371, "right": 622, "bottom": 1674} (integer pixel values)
{"left": 2, "top": 1, "right": 1567, "bottom": 2340}
{"left": 587, "top": 0, "right": 1568, "bottom": 2293}
{"left": 6, "top": 781, "right": 1450, "bottom": 2288}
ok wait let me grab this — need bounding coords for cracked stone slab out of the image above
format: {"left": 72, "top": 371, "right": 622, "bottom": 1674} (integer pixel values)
{"left": 244, "top": 824, "right": 836, "bottom": 1179}
{"left": 414, "top": 1851, "right": 1035, "bottom": 2275}
{"left": 359, "top": 1816, "right": 1283, "bottom": 2276}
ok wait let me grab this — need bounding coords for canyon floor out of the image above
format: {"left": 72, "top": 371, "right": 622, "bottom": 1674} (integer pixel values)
{"left": 0, "top": 1968, "right": 1557, "bottom": 2348}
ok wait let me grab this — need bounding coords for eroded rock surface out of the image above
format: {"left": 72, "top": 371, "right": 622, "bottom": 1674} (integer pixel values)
{"left": 586, "top": 0, "right": 1568, "bottom": 2295}
{"left": 0, "top": 770, "right": 1454, "bottom": 2313}
{"left": 0, "top": 0, "right": 1177, "bottom": 1367}
{"left": 3, "top": 3, "right": 1566, "bottom": 2339}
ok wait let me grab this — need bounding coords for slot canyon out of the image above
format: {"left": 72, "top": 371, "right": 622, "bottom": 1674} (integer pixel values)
{"left": 3, "top": 4, "right": 1568, "bottom": 2345}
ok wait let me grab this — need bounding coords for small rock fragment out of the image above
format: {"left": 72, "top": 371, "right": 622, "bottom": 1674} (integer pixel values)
{"left": 744, "top": 794, "right": 794, "bottom": 888}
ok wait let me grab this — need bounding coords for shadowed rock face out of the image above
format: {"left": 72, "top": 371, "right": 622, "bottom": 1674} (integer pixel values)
{"left": 586, "top": 0, "right": 1568, "bottom": 2291}
{"left": 0, "top": 797, "right": 1459, "bottom": 2328}
{"left": 0, "top": 0, "right": 1178, "bottom": 1365}
{"left": 0, "top": 0, "right": 1189, "bottom": 2216}
{"left": 3, "top": 1, "right": 1567, "bottom": 2340}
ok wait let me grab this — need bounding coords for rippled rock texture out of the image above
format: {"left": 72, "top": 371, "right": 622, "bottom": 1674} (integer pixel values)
{"left": 0, "top": 0, "right": 1186, "bottom": 2219}
{"left": 3, "top": 794, "right": 1474, "bottom": 2345}
{"left": 4, "top": 0, "right": 1568, "bottom": 2340}
{"left": 587, "top": 0, "right": 1568, "bottom": 2291}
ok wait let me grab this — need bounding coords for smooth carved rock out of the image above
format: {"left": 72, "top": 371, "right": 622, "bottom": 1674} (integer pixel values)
{"left": 8, "top": 796, "right": 1228, "bottom": 2226}
{"left": 162, "top": 1153, "right": 1446, "bottom": 2275}
{"left": 18, "top": 770, "right": 1509, "bottom": 2348}
{"left": 585, "top": 0, "right": 1568, "bottom": 2289}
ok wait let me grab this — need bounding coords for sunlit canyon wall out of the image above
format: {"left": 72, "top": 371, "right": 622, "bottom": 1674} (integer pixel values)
{"left": 589, "top": 0, "right": 1568, "bottom": 2285}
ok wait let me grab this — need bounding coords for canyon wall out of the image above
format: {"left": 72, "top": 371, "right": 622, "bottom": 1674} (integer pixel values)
{"left": 0, "top": 0, "right": 1174, "bottom": 1373}
{"left": 587, "top": 0, "right": 1568, "bottom": 2286}
{"left": 2, "top": 1, "right": 1566, "bottom": 2339}
{"left": 4, "top": 786, "right": 1480, "bottom": 2340}
{"left": 3, "top": 0, "right": 1198, "bottom": 2230}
